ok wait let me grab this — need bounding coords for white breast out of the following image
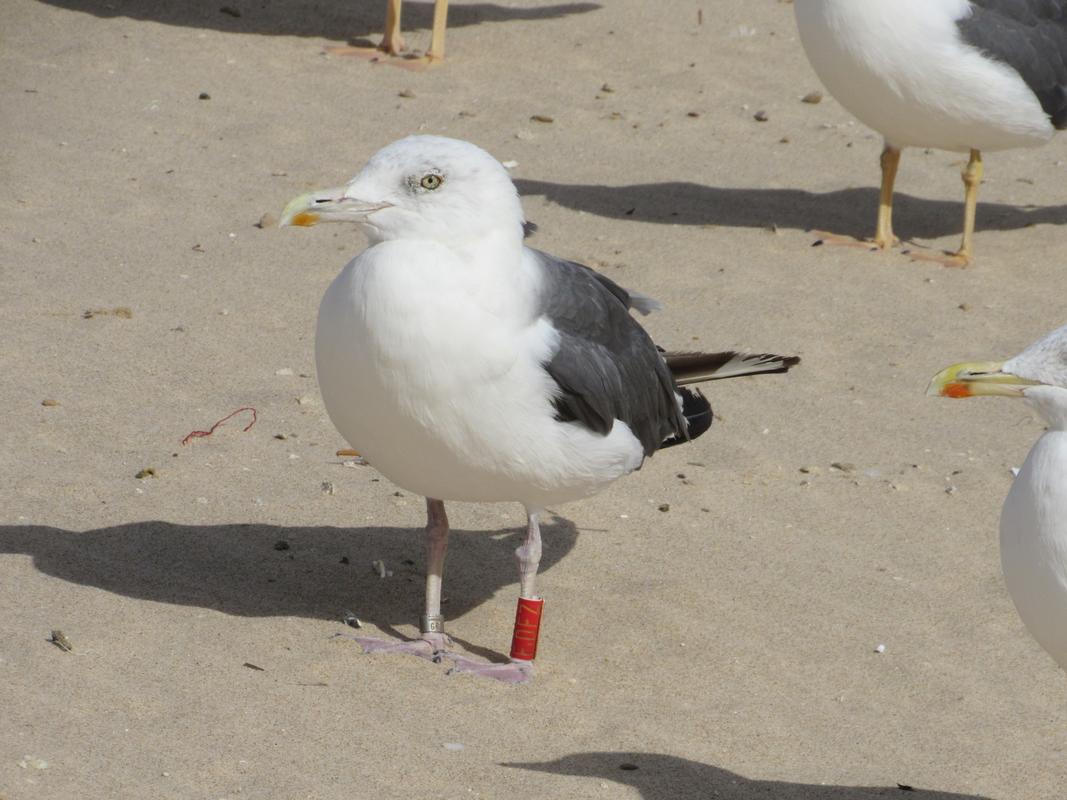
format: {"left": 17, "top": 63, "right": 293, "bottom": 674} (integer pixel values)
{"left": 1000, "top": 430, "right": 1067, "bottom": 669}
{"left": 794, "top": 0, "right": 1052, "bottom": 152}
{"left": 314, "top": 241, "right": 645, "bottom": 507}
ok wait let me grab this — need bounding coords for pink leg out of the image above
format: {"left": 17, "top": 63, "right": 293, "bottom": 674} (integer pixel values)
{"left": 349, "top": 498, "right": 451, "bottom": 660}
{"left": 447, "top": 509, "right": 543, "bottom": 684}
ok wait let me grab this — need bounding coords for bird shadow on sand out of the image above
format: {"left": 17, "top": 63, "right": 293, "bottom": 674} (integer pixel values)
{"left": 504, "top": 752, "right": 996, "bottom": 800}
{"left": 35, "top": 0, "right": 602, "bottom": 42}
{"left": 0, "top": 517, "right": 577, "bottom": 663}
{"left": 516, "top": 178, "right": 1067, "bottom": 242}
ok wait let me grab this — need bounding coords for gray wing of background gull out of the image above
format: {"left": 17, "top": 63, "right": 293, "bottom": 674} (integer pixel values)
{"left": 959, "top": 0, "right": 1067, "bottom": 127}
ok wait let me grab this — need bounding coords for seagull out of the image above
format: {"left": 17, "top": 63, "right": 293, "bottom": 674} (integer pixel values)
{"left": 929, "top": 324, "right": 1067, "bottom": 671}
{"left": 278, "top": 135, "right": 799, "bottom": 682}
{"left": 794, "top": 0, "right": 1067, "bottom": 266}
{"left": 327, "top": 0, "right": 449, "bottom": 66}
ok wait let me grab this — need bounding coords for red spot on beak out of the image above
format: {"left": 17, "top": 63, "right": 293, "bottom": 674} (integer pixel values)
{"left": 943, "top": 382, "right": 972, "bottom": 398}
{"left": 290, "top": 212, "right": 319, "bottom": 227}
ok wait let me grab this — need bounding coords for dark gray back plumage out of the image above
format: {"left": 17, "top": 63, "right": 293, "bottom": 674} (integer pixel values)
{"left": 959, "top": 0, "right": 1067, "bottom": 128}
{"left": 532, "top": 250, "right": 688, "bottom": 457}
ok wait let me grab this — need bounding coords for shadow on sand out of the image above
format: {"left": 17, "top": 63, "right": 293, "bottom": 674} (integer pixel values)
{"left": 505, "top": 752, "right": 995, "bottom": 800}
{"left": 35, "top": 0, "right": 601, "bottom": 42}
{"left": 0, "top": 516, "right": 577, "bottom": 661}
{"left": 516, "top": 178, "right": 1067, "bottom": 242}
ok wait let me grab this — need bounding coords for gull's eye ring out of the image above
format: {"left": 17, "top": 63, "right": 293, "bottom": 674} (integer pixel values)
{"left": 420, "top": 173, "right": 443, "bottom": 191}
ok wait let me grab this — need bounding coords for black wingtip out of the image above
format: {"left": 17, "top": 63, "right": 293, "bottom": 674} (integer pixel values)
{"left": 660, "top": 387, "right": 713, "bottom": 449}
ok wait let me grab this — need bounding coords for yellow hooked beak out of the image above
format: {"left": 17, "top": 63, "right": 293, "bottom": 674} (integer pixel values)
{"left": 926, "top": 361, "right": 1041, "bottom": 399}
{"left": 278, "top": 188, "right": 392, "bottom": 228}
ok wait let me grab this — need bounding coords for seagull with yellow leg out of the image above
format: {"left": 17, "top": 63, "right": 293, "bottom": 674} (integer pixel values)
{"left": 795, "top": 0, "right": 1067, "bottom": 266}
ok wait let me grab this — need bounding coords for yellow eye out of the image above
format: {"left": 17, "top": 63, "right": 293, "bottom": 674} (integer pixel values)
{"left": 420, "top": 173, "right": 443, "bottom": 190}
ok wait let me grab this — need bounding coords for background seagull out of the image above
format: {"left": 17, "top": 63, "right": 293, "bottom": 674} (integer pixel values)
{"left": 795, "top": 0, "right": 1067, "bottom": 266}
{"left": 929, "top": 324, "right": 1067, "bottom": 671}
{"left": 279, "top": 135, "right": 799, "bottom": 683}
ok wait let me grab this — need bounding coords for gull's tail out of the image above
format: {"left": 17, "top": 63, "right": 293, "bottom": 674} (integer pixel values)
{"left": 665, "top": 351, "right": 801, "bottom": 386}
{"left": 659, "top": 350, "right": 799, "bottom": 450}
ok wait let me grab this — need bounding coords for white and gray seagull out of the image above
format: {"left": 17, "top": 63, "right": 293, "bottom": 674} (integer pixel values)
{"left": 929, "top": 324, "right": 1067, "bottom": 672}
{"left": 279, "top": 135, "right": 799, "bottom": 683}
{"left": 795, "top": 0, "right": 1067, "bottom": 266}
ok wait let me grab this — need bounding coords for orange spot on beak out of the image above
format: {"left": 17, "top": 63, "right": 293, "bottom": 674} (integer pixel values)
{"left": 943, "top": 382, "right": 972, "bottom": 398}
{"left": 290, "top": 212, "right": 319, "bottom": 227}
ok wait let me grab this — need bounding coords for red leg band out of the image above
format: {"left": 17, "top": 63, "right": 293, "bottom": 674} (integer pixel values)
{"left": 509, "top": 596, "right": 544, "bottom": 661}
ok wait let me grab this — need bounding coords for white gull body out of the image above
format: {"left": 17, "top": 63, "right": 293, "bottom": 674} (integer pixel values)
{"left": 280, "top": 135, "right": 797, "bottom": 682}
{"left": 315, "top": 240, "right": 643, "bottom": 508}
{"left": 931, "top": 325, "right": 1067, "bottom": 671}
{"left": 794, "top": 0, "right": 1052, "bottom": 152}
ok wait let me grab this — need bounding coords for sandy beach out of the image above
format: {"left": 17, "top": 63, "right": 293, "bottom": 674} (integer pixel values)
{"left": 4, "top": 1, "right": 1067, "bottom": 797}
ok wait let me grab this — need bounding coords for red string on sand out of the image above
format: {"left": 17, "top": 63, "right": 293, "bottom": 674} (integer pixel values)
{"left": 181, "top": 406, "right": 257, "bottom": 446}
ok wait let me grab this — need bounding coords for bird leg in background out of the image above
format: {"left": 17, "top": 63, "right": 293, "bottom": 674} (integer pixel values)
{"left": 382, "top": 0, "right": 405, "bottom": 55}
{"left": 812, "top": 143, "right": 903, "bottom": 252}
{"left": 956, "top": 149, "right": 984, "bottom": 264}
{"left": 427, "top": 0, "right": 448, "bottom": 61}
{"left": 325, "top": 0, "right": 447, "bottom": 69}
{"left": 348, "top": 498, "right": 452, "bottom": 659}
{"left": 912, "top": 149, "right": 981, "bottom": 268}
{"left": 874, "top": 145, "right": 901, "bottom": 249}
{"left": 447, "top": 510, "right": 543, "bottom": 683}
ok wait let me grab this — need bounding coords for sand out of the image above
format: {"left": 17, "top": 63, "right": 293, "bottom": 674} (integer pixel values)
{"left": 4, "top": 1, "right": 1067, "bottom": 798}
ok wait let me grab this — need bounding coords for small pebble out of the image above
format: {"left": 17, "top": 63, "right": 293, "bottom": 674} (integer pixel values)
{"left": 41, "top": 399, "right": 60, "bottom": 407}
{"left": 398, "top": 88, "right": 416, "bottom": 99}
{"left": 219, "top": 6, "right": 241, "bottom": 17}
{"left": 600, "top": 83, "right": 615, "bottom": 93}
{"left": 135, "top": 467, "right": 157, "bottom": 480}
{"left": 658, "top": 503, "right": 670, "bottom": 512}
{"left": 753, "top": 110, "right": 769, "bottom": 122}
{"left": 687, "top": 111, "right": 700, "bottom": 118}
{"left": 619, "top": 763, "right": 639, "bottom": 771}
{"left": 530, "top": 114, "right": 554, "bottom": 123}
{"left": 321, "top": 480, "right": 335, "bottom": 495}
{"left": 443, "top": 742, "right": 465, "bottom": 751}
{"left": 257, "top": 212, "right": 277, "bottom": 229}
{"left": 198, "top": 91, "right": 211, "bottom": 100}
{"left": 958, "top": 302, "right": 970, "bottom": 311}
{"left": 801, "top": 91, "right": 823, "bottom": 104}
{"left": 874, "top": 644, "right": 886, "bottom": 654}
{"left": 50, "top": 630, "right": 73, "bottom": 652}
{"left": 830, "top": 462, "right": 856, "bottom": 473}
{"left": 274, "top": 540, "right": 290, "bottom": 551}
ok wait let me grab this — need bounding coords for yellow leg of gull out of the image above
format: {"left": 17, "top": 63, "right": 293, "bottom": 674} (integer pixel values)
{"left": 811, "top": 142, "right": 903, "bottom": 253}
{"left": 382, "top": 0, "right": 405, "bottom": 55}
{"left": 873, "top": 145, "right": 901, "bottom": 249}
{"left": 911, "top": 149, "right": 981, "bottom": 268}
{"left": 956, "top": 148, "right": 983, "bottom": 265}
{"left": 427, "top": 0, "right": 448, "bottom": 61}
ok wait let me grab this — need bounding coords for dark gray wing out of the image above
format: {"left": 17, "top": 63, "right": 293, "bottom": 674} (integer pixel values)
{"left": 959, "top": 0, "right": 1067, "bottom": 127}
{"left": 531, "top": 249, "right": 686, "bottom": 456}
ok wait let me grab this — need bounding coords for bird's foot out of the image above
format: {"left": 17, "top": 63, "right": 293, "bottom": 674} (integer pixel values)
{"left": 810, "top": 230, "right": 898, "bottom": 251}
{"left": 323, "top": 45, "right": 442, "bottom": 71}
{"left": 337, "top": 632, "right": 451, "bottom": 662}
{"left": 906, "top": 248, "right": 970, "bottom": 268}
{"left": 445, "top": 654, "right": 534, "bottom": 684}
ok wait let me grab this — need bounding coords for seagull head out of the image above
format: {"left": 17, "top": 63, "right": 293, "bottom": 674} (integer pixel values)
{"left": 928, "top": 324, "right": 1067, "bottom": 428}
{"left": 278, "top": 135, "right": 525, "bottom": 245}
